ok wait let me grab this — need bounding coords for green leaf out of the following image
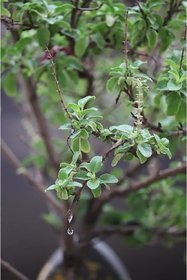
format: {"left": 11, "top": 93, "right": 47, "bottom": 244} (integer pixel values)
{"left": 71, "top": 136, "right": 80, "bottom": 152}
{"left": 45, "top": 184, "right": 56, "bottom": 191}
{"left": 75, "top": 36, "right": 89, "bottom": 57}
{"left": 106, "top": 77, "right": 118, "bottom": 93}
{"left": 61, "top": 189, "right": 69, "bottom": 200}
{"left": 90, "top": 156, "right": 103, "bottom": 173}
{"left": 2, "top": 72, "right": 17, "bottom": 97}
{"left": 68, "top": 181, "right": 82, "bottom": 188}
{"left": 166, "top": 93, "right": 181, "bottom": 116}
{"left": 78, "top": 96, "right": 95, "bottom": 109}
{"left": 106, "top": 15, "right": 116, "bottom": 27}
{"left": 167, "top": 80, "right": 182, "bottom": 91}
{"left": 15, "top": 37, "right": 31, "bottom": 51}
{"left": 75, "top": 171, "right": 89, "bottom": 180}
{"left": 111, "top": 153, "right": 124, "bottom": 167}
{"left": 87, "top": 179, "right": 100, "bottom": 189}
{"left": 67, "top": 103, "right": 80, "bottom": 113}
{"left": 80, "top": 138, "right": 90, "bottom": 153}
{"left": 110, "top": 125, "right": 133, "bottom": 134}
{"left": 91, "top": 187, "right": 101, "bottom": 198}
{"left": 1, "top": 7, "right": 10, "bottom": 17}
{"left": 176, "top": 100, "right": 186, "bottom": 122}
{"left": 137, "top": 143, "right": 152, "bottom": 158}
{"left": 92, "top": 32, "right": 105, "bottom": 49}
{"left": 136, "top": 149, "right": 147, "bottom": 164}
{"left": 80, "top": 129, "right": 89, "bottom": 139}
{"left": 37, "top": 27, "right": 50, "bottom": 48}
{"left": 59, "top": 123, "right": 72, "bottom": 130}
{"left": 146, "top": 28, "right": 157, "bottom": 49}
{"left": 54, "top": 4, "right": 74, "bottom": 13}
{"left": 100, "top": 174, "right": 118, "bottom": 184}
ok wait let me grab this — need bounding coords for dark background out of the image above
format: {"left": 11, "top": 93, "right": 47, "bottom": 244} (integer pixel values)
{"left": 1, "top": 93, "right": 186, "bottom": 280}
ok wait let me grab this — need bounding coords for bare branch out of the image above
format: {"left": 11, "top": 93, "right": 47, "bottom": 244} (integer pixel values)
{"left": 1, "top": 259, "right": 30, "bottom": 280}
{"left": 1, "top": 140, "right": 63, "bottom": 216}
{"left": 100, "top": 163, "right": 186, "bottom": 203}
{"left": 47, "top": 48, "right": 72, "bottom": 121}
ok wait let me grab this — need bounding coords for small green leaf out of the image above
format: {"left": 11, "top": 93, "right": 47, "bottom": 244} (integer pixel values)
{"left": 137, "top": 143, "right": 152, "bottom": 158}
{"left": 106, "top": 15, "right": 116, "bottom": 27}
{"left": 146, "top": 28, "right": 157, "bottom": 49}
{"left": 90, "top": 156, "right": 103, "bottom": 173}
{"left": 87, "top": 179, "right": 100, "bottom": 189}
{"left": 91, "top": 187, "right": 101, "bottom": 198}
{"left": 71, "top": 136, "right": 80, "bottom": 152}
{"left": 136, "top": 149, "right": 147, "bottom": 164}
{"left": 45, "top": 184, "right": 56, "bottom": 191}
{"left": 59, "top": 123, "right": 72, "bottom": 130}
{"left": 2, "top": 72, "right": 17, "bottom": 97}
{"left": 80, "top": 138, "right": 90, "bottom": 153}
{"left": 67, "top": 103, "right": 80, "bottom": 113}
{"left": 37, "top": 27, "right": 50, "bottom": 47}
{"left": 68, "top": 181, "right": 82, "bottom": 188}
{"left": 75, "top": 36, "right": 89, "bottom": 57}
{"left": 55, "top": 4, "right": 74, "bottom": 13}
{"left": 75, "top": 171, "right": 89, "bottom": 180}
{"left": 106, "top": 77, "right": 118, "bottom": 93}
{"left": 111, "top": 153, "right": 124, "bottom": 167}
{"left": 92, "top": 32, "right": 105, "bottom": 49}
{"left": 78, "top": 96, "right": 95, "bottom": 109}
{"left": 166, "top": 93, "right": 181, "bottom": 116}
{"left": 110, "top": 124, "right": 133, "bottom": 133}
{"left": 1, "top": 7, "right": 10, "bottom": 17}
{"left": 100, "top": 174, "right": 118, "bottom": 184}
{"left": 167, "top": 80, "right": 182, "bottom": 91}
{"left": 80, "top": 129, "right": 89, "bottom": 139}
{"left": 61, "top": 189, "right": 69, "bottom": 200}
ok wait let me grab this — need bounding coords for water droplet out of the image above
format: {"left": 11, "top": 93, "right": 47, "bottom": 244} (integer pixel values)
{"left": 67, "top": 227, "right": 74, "bottom": 235}
{"left": 67, "top": 209, "right": 73, "bottom": 224}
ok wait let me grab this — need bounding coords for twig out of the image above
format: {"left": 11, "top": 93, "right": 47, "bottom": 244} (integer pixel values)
{"left": 81, "top": 163, "right": 186, "bottom": 244}
{"left": 77, "top": 4, "right": 103, "bottom": 11}
{"left": 46, "top": 47, "right": 72, "bottom": 120}
{"left": 89, "top": 224, "right": 186, "bottom": 240}
{"left": 100, "top": 163, "right": 186, "bottom": 203}
{"left": 1, "top": 140, "right": 63, "bottom": 216}
{"left": 124, "top": 11, "right": 129, "bottom": 69}
{"left": 17, "top": 74, "right": 59, "bottom": 171}
{"left": 1, "top": 259, "right": 30, "bottom": 280}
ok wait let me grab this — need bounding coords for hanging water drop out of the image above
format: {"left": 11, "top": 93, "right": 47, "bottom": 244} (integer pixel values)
{"left": 67, "top": 227, "right": 74, "bottom": 235}
{"left": 67, "top": 209, "right": 73, "bottom": 224}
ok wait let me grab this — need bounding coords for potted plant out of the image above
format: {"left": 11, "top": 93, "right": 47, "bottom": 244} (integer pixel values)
{"left": 1, "top": 0, "right": 186, "bottom": 279}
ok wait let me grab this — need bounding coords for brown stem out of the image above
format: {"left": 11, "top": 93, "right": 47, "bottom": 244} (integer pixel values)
{"left": 81, "top": 163, "right": 186, "bottom": 244}
{"left": 47, "top": 48, "right": 72, "bottom": 121}
{"left": 17, "top": 74, "right": 59, "bottom": 171}
{"left": 1, "top": 259, "right": 30, "bottom": 280}
{"left": 1, "top": 140, "right": 63, "bottom": 215}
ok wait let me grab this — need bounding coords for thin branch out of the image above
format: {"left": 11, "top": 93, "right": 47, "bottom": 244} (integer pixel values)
{"left": 47, "top": 48, "right": 72, "bottom": 121}
{"left": 100, "top": 163, "right": 186, "bottom": 203}
{"left": 17, "top": 74, "right": 59, "bottom": 171}
{"left": 81, "top": 163, "right": 186, "bottom": 244}
{"left": 124, "top": 11, "right": 129, "bottom": 69}
{"left": 1, "top": 140, "right": 63, "bottom": 216}
{"left": 90, "top": 224, "right": 186, "bottom": 240}
{"left": 1, "top": 259, "right": 30, "bottom": 280}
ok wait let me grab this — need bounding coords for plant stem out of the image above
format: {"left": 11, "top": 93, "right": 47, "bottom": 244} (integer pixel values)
{"left": 1, "top": 259, "right": 30, "bottom": 280}
{"left": 1, "top": 140, "right": 63, "bottom": 215}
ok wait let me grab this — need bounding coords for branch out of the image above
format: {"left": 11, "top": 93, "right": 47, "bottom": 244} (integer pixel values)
{"left": 100, "top": 163, "right": 186, "bottom": 203}
{"left": 47, "top": 48, "right": 72, "bottom": 121}
{"left": 1, "top": 259, "right": 30, "bottom": 280}
{"left": 81, "top": 163, "right": 186, "bottom": 244}
{"left": 1, "top": 140, "right": 63, "bottom": 216}
{"left": 90, "top": 224, "right": 186, "bottom": 241}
